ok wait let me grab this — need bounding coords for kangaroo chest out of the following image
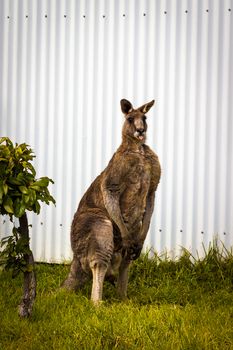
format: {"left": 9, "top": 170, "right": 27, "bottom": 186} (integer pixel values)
{"left": 120, "top": 153, "right": 151, "bottom": 229}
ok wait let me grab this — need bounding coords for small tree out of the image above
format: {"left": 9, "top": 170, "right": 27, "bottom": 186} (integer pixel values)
{"left": 0, "top": 137, "right": 55, "bottom": 317}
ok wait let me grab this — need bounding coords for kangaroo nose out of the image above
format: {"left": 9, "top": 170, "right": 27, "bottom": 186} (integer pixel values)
{"left": 137, "top": 128, "right": 144, "bottom": 134}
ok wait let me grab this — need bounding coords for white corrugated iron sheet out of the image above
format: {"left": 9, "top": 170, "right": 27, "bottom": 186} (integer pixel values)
{"left": 0, "top": 0, "right": 233, "bottom": 262}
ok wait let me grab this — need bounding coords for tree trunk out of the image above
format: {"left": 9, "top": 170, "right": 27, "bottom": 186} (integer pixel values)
{"left": 18, "top": 213, "right": 37, "bottom": 318}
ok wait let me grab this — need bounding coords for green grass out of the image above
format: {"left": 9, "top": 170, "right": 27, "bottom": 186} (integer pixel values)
{"left": 0, "top": 243, "right": 233, "bottom": 349}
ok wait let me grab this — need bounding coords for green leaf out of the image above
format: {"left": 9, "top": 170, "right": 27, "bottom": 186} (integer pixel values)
{"left": 29, "top": 184, "right": 41, "bottom": 191}
{"left": 34, "top": 201, "right": 41, "bottom": 214}
{"left": 15, "top": 146, "right": 23, "bottom": 158}
{"left": 0, "top": 137, "right": 13, "bottom": 148}
{"left": 8, "top": 176, "right": 24, "bottom": 186}
{"left": 3, "top": 196, "right": 14, "bottom": 214}
{"left": 23, "top": 173, "right": 34, "bottom": 184}
{"left": 0, "top": 146, "right": 11, "bottom": 159}
{"left": 14, "top": 198, "right": 26, "bottom": 217}
{"left": 33, "top": 177, "right": 50, "bottom": 188}
{"left": 16, "top": 173, "right": 27, "bottom": 184}
{"left": 22, "top": 194, "right": 30, "bottom": 204}
{"left": 22, "top": 162, "right": 36, "bottom": 176}
{"left": 12, "top": 226, "right": 19, "bottom": 237}
{"left": 28, "top": 189, "right": 36, "bottom": 205}
{"left": 3, "top": 183, "right": 8, "bottom": 195}
{"left": 0, "top": 184, "right": 3, "bottom": 200}
{"left": 19, "top": 186, "right": 28, "bottom": 194}
{"left": 47, "top": 194, "right": 56, "bottom": 205}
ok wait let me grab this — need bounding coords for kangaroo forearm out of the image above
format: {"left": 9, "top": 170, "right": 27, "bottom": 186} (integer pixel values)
{"left": 140, "top": 214, "right": 152, "bottom": 241}
{"left": 107, "top": 202, "right": 126, "bottom": 233}
{"left": 102, "top": 190, "right": 128, "bottom": 238}
{"left": 140, "top": 194, "right": 155, "bottom": 241}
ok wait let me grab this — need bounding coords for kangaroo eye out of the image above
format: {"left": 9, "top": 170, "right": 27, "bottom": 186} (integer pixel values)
{"left": 142, "top": 116, "right": 147, "bottom": 122}
{"left": 127, "top": 117, "right": 134, "bottom": 123}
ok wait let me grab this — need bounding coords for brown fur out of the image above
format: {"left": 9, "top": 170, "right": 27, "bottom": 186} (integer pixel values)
{"left": 62, "top": 99, "right": 161, "bottom": 303}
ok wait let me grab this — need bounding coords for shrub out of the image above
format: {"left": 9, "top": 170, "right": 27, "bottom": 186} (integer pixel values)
{"left": 0, "top": 137, "right": 55, "bottom": 317}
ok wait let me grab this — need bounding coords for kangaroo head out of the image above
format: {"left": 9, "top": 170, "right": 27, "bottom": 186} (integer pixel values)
{"left": 120, "top": 99, "right": 155, "bottom": 143}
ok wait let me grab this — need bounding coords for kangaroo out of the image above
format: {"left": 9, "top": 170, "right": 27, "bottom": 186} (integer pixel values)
{"left": 62, "top": 99, "right": 161, "bottom": 304}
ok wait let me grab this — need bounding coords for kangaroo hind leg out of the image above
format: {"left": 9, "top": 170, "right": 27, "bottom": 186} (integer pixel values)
{"left": 89, "top": 218, "right": 114, "bottom": 304}
{"left": 117, "top": 257, "right": 131, "bottom": 300}
{"left": 90, "top": 261, "right": 108, "bottom": 304}
{"left": 62, "top": 258, "right": 88, "bottom": 291}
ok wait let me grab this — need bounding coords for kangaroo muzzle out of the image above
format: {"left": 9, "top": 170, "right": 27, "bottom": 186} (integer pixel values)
{"left": 134, "top": 129, "right": 145, "bottom": 141}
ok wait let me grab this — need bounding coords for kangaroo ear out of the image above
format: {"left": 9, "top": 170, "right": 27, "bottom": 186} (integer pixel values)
{"left": 120, "top": 99, "right": 133, "bottom": 114}
{"left": 138, "top": 100, "right": 155, "bottom": 114}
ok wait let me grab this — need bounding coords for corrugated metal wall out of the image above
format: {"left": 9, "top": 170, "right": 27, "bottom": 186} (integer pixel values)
{"left": 0, "top": 0, "right": 233, "bottom": 262}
